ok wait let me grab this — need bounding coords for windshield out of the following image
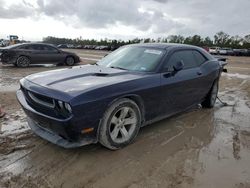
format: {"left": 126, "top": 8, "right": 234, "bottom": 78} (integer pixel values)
{"left": 97, "top": 46, "right": 165, "bottom": 72}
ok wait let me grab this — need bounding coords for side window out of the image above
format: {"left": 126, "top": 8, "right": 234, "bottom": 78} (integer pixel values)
{"left": 165, "top": 52, "right": 180, "bottom": 71}
{"left": 192, "top": 51, "right": 207, "bottom": 66}
{"left": 43, "top": 45, "right": 58, "bottom": 52}
{"left": 36, "top": 45, "right": 45, "bottom": 50}
{"left": 165, "top": 50, "right": 198, "bottom": 71}
{"left": 24, "top": 45, "right": 35, "bottom": 50}
{"left": 25, "top": 45, "right": 42, "bottom": 50}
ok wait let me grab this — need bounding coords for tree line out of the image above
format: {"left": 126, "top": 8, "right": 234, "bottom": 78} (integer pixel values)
{"left": 43, "top": 31, "right": 250, "bottom": 49}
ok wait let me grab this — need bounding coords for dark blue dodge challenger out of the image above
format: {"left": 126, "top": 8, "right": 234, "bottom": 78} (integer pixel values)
{"left": 17, "top": 43, "right": 227, "bottom": 150}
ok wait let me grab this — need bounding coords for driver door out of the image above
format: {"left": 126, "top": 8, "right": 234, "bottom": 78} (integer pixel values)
{"left": 160, "top": 50, "right": 203, "bottom": 116}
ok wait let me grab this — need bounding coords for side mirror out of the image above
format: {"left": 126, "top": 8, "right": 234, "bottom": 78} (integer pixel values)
{"left": 173, "top": 61, "right": 184, "bottom": 72}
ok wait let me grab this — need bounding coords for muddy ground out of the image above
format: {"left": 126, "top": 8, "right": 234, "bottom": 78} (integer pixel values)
{"left": 0, "top": 50, "right": 250, "bottom": 188}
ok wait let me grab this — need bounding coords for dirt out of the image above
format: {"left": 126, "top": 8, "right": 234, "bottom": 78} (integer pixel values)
{"left": 0, "top": 51, "right": 250, "bottom": 188}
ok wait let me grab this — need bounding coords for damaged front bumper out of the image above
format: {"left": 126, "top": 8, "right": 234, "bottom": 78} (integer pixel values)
{"left": 16, "top": 89, "right": 97, "bottom": 148}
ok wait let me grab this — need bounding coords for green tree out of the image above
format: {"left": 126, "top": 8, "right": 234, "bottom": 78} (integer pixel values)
{"left": 167, "top": 35, "right": 184, "bottom": 44}
{"left": 242, "top": 34, "right": 250, "bottom": 49}
{"left": 214, "top": 31, "right": 230, "bottom": 47}
{"left": 203, "top": 37, "right": 213, "bottom": 46}
{"left": 184, "top": 35, "right": 203, "bottom": 46}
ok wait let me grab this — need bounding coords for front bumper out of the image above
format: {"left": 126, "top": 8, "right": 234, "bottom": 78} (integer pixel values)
{"left": 27, "top": 117, "right": 94, "bottom": 148}
{"left": 16, "top": 89, "right": 97, "bottom": 148}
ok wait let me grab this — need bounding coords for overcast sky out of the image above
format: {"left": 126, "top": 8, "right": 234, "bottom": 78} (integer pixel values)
{"left": 0, "top": 0, "right": 249, "bottom": 41}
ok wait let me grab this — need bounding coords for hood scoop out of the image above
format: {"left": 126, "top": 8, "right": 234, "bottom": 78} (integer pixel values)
{"left": 93, "top": 72, "right": 109, "bottom": 77}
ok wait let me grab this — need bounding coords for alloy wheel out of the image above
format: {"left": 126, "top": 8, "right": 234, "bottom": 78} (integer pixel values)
{"left": 109, "top": 107, "right": 137, "bottom": 143}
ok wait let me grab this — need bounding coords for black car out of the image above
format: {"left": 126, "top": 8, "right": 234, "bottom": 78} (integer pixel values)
{"left": 233, "top": 49, "right": 248, "bottom": 56}
{"left": 0, "top": 43, "right": 80, "bottom": 67}
{"left": 17, "top": 43, "right": 227, "bottom": 150}
{"left": 57, "top": 44, "right": 68, "bottom": 49}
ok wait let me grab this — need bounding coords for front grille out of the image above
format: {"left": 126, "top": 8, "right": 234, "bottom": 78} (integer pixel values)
{"left": 28, "top": 91, "right": 55, "bottom": 108}
{"left": 21, "top": 86, "right": 69, "bottom": 119}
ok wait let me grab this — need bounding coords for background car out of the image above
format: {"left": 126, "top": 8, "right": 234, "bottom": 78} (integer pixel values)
{"left": 57, "top": 44, "right": 68, "bottom": 48}
{"left": 17, "top": 43, "right": 227, "bottom": 150}
{"left": 233, "top": 49, "right": 248, "bottom": 56}
{"left": 209, "top": 47, "right": 221, "bottom": 54}
{"left": 0, "top": 43, "right": 80, "bottom": 67}
{"left": 218, "top": 48, "right": 234, "bottom": 56}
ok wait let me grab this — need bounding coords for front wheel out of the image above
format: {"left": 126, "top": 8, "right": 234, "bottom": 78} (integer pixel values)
{"left": 99, "top": 98, "right": 141, "bottom": 150}
{"left": 65, "top": 56, "right": 75, "bottom": 66}
{"left": 202, "top": 80, "right": 219, "bottom": 108}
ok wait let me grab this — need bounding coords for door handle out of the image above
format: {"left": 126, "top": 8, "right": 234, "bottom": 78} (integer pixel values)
{"left": 197, "top": 71, "right": 202, "bottom": 75}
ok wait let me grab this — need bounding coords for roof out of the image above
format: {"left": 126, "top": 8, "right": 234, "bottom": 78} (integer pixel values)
{"left": 21, "top": 42, "right": 55, "bottom": 46}
{"left": 129, "top": 42, "right": 215, "bottom": 60}
{"left": 129, "top": 43, "right": 198, "bottom": 50}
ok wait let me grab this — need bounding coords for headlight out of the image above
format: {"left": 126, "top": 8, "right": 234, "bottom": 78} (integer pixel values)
{"left": 58, "top": 101, "right": 64, "bottom": 109}
{"left": 64, "top": 103, "right": 72, "bottom": 113}
{"left": 57, "top": 100, "right": 72, "bottom": 114}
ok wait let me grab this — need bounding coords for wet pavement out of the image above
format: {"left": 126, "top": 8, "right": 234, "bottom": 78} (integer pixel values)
{"left": 0, "top": 50, "right": 250, "bottom": 188}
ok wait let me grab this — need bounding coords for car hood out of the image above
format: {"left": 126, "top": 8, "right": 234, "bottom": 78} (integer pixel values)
{"left": 24, "top": 64, "right": 145, "bottom": 96}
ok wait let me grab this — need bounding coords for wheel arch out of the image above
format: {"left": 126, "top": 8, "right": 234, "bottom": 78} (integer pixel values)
{"left": 16, "top": 55, "right": 31, "bottom": 66}
{"left": 65, "top": 55, "right": 75, "bottom": 61}
{"left": 16, "top": 54, "right": 31, "bottom": 61}
{"left": 125, "top": 95, "right": 145, "bottom": 123}
{"left": 96, "top": 94, "right": 146, "bottom": 140}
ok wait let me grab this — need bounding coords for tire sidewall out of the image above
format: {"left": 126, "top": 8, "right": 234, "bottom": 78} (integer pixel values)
{"left": 210, "top": 80, "right": 219, "bottom": 106}
{"left": 99, "top": 99, "right": 141, "bottom": 150}
{"left": 16, "top": 56, "right": 30, "bottom": 68}
{"left": 65, "top": 56, "right": 75, "bottom": 66}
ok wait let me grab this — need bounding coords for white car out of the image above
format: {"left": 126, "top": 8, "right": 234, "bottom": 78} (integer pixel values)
{"left": 209, "top": 47, "right": 220, "bottom": 54}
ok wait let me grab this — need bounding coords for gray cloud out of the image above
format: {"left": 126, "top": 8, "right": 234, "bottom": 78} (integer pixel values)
{"left": 160, "top": 0, "right": 250, "bottom": 36}
{"left": 36, "top": 0, "right": 182, "bottom": 33}
{"left": 0, "top": 0, "right": 35, "bottom": 19}
{"left": 0, "top": 0, "right": 249, "bottom": 37}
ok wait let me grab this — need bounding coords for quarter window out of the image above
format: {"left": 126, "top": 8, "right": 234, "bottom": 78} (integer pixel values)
{"left": 192, "top": 51, "right": 207, "bottom": 65}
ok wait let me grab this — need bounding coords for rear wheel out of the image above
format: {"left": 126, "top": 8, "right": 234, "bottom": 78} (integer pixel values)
{"left": 16, "top": 56, "right": 30, "bottom": 68}
{"left": 65, "top": 56, "right": 75, "bottom": 66}
{"left": 99, "top": 98, "right": 141, "bottom": 150}
{"left": 202, "top": 80, "right": 219, "bottom": 108}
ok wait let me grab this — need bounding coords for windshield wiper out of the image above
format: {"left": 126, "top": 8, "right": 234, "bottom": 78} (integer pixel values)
{"left": 109, "top": 66, "right": 127, "bottom": 70}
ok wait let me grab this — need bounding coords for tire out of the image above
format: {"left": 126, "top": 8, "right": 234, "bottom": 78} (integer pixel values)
{"left": 65, "top": 56, "right": 75, "bottom": 66}
{"left": 99, "top": 98, "right": 141, "bottom": 150}
{"left": 16, "top": 56, "right": 30, "bottom": 68}
{"left": 202, "top": 80, "right": 219, "bottom": 108}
